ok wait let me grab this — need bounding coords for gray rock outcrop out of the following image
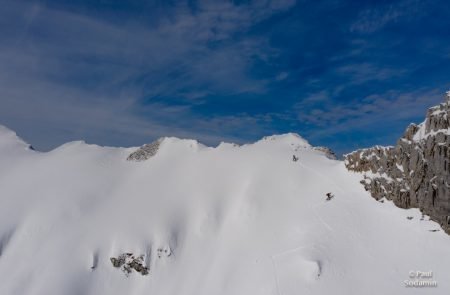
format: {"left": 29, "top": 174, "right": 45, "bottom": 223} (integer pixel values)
{"left": 110, "top": 253, "right": 149, "bottom": 276}
{"left": 345, "top": 92, "right": 450, "bottom": 234}
{"left": 127, "top": 139, "right": 163, "bottom": 161}
{"left": 313, "top": 146, "right": 338, "bottom": 160}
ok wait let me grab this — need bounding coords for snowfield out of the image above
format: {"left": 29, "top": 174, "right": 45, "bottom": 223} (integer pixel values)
{"left": 0, "top": 125, "right": 448, "bottom": 295}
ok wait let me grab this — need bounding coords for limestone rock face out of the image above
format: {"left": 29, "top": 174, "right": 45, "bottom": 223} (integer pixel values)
{"left": 345, "top": 92, "right": 450, "bottom": 234}
{"left": 127, "top": 139, "right": 163, "bottom": 161}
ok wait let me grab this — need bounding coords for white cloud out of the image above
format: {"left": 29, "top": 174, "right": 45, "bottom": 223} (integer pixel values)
{"left": 351, "top": 0, "right": 426, "bottom": 33}
{"left": 275, "top": 72, "right": 289, "bottom": 81}
{"left": 0, "top": 0, "right": 295, "bottom": 149}
{"left": 334, "top": 63, "right": 408, "bottom": 84}
{"left": 295, "top": 88, "right": 446, "bottom": 133}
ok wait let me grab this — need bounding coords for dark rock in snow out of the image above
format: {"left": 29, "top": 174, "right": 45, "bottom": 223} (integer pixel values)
{"left": 110, "top": 253, "right": 149, "bottom": 276}
{"left": 313, "top": 146, "right": 337, "bottom": 160}
{"left": 127, "top": 139, "right": 163, "bottom": 161}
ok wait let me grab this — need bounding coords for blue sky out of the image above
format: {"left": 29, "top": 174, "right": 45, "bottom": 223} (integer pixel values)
{"left": 0, "top": 0, "right": 449, "bottom": 155}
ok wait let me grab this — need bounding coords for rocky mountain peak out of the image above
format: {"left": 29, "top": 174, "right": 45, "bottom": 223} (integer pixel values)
{"left": 345, "top": 92, "right": 450, "bottom": 234}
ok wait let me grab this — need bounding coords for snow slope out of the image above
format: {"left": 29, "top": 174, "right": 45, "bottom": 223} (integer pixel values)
{"left": 0, "top": 125, "right": 448, "bottom": 295}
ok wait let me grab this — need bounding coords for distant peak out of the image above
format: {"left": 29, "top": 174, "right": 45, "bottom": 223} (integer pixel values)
{"left": 259, "top": 133, "right": 311, "bottom": 147}
{"left": 0, "top": 125, "right": 32, "bottom": 150}
{"left": 411, "top": 91, "right": 450, "bottom": 141}
{"left": 127, "top": 137, "right": 205, "bottom": 162}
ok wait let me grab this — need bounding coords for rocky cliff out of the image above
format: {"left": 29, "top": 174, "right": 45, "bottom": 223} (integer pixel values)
{"left": 345, "top": 92, "right": 450, "bottom": 234}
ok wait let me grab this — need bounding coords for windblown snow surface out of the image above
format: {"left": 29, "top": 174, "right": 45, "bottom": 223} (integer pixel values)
{"left": 0, "top": 125, "right": 448, "bottom": 295}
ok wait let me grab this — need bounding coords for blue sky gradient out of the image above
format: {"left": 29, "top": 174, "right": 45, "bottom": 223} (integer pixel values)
{"left": 0, "top": 0, "right": 449, "bottom": 155}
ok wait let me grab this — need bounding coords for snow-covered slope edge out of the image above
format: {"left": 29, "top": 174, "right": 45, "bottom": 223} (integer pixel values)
{"left": 345, "top": 91, "right": 450, "bottom": 234}
{"left": 0, "top": 125, "right": 449, "bottom": 295}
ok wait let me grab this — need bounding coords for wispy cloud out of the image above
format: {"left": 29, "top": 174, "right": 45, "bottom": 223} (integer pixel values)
{"left": 351, "top": 0, "right": 426, "bottom": 33}
{"left": 295, "top": 88, "right": 445, "bottom": 132}
{"left": 275, "top": 72, "right": 289, "bottom": 81}
{"left": 334, "top": 63, "right": 408, "bottom": 85}
{"left": 0, "top": 0, "right": 448, "bottom": 155}
{"left": 0, "top": 0, "right": 295, "bottom": 149}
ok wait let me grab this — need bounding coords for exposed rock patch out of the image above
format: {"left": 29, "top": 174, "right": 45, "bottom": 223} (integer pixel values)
{"left": 110, "top": 253, "right": 149, "bottom": 276}
{"left": 345, "top": 92, "right": 450, "bottom": 234}
{"left": 127, "top": 139, "right": 162, "bottom": 161}
{"left": 313, "top": 146, "right": 337, "bottom": 160}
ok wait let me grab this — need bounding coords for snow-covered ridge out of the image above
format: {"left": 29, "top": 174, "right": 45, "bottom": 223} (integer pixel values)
{"left": 0, "top": 125, "right": 320, "bottom": 160}
{"left": 0, "top": 125, "right": 33, "bottom": 151}
{"left": 127, "top": 132, "right": 319, "bottom": 162}
{"left": 258, "top": 132, "right": 311, "bottom": 147}
{"left": 1, "top": 124, "right": 449, "bottom": 295}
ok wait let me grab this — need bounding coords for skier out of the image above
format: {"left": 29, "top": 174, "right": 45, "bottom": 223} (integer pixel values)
{"left": 326, "top": 192, "right": 334, "bottom": 201}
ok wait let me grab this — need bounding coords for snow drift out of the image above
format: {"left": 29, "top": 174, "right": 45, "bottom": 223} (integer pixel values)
{"left": 0, "top": 125, "right": 448, "bottom": 295}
